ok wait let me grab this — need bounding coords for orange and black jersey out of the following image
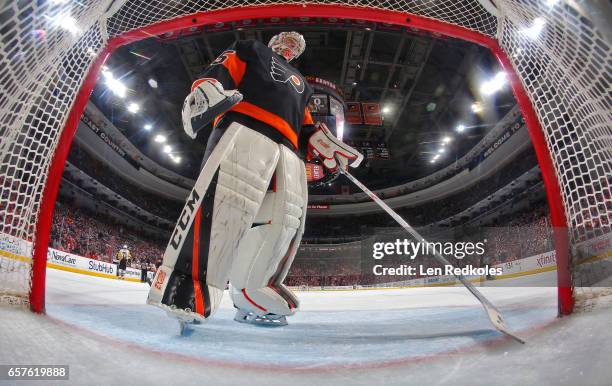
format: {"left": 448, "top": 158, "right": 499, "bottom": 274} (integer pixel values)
{"left": 195, "top": 40, "right": 314, "bottom": 151}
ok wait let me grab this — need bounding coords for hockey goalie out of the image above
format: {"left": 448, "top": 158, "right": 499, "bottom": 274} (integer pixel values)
{"left": 147, "top": 32, "right": 363, "bottom": 328}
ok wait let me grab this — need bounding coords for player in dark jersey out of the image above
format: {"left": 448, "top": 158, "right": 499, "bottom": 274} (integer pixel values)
{"left": 148, "top": 32, "right": 363, "bottom": 328}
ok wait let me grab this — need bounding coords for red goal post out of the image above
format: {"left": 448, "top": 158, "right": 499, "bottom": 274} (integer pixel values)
{"left": 1, "top": 1, "right": 609, "bottom": 316}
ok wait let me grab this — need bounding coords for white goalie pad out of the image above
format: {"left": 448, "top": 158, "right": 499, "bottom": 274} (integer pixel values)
{"left": 147, "top": 123, "right": 279, "bottom": 320}
{"left": 206, "top": 131, "right": 281, "bottom": 289}
{"left": 229, "top": 145, "right": 308, "bottom": 317}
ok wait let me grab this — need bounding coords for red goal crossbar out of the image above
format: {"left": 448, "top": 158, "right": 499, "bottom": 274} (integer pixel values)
{"left": 29, "top": 4, "right": 572, "bottom": 315}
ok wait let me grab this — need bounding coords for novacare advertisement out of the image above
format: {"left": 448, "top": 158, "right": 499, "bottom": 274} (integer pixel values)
{"left": 0, "top": 232, "right": 146, "bottom": 282}
{"left": 47, "top": 248, "right": 116, "bottom": 278}
{"left": 47, "top": 247, "right": 148, "bottom": 281}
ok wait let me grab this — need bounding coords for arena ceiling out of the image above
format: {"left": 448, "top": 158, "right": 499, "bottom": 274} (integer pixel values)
{"left": 89, "top": 18, "right": 518, "bottom": 189}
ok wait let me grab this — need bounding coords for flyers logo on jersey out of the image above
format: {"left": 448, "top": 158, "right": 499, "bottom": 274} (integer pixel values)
{"left": 154, "top": 269, "right": 166, "bottom": 290}
{"left": 270, "top": 57, "right": 305, "bottom": 94}
{"left": 211, "top": 50, "right": 236, "bottom": 66}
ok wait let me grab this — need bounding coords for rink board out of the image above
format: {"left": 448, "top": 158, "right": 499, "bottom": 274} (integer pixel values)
{"left": 0, "top": 233, "right": 152, "bottom": 283}
{"left": 1, "top": 232, "right": 611, "bottom": 289}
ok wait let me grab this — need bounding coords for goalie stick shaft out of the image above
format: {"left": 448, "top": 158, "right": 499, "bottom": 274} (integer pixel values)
{"left": 339, "top": 167, "right": 525, "bottom": 344}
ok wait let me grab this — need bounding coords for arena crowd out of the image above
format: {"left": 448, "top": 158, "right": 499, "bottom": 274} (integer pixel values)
{"left": 50, "top": 201, "right": 163, "bottom": 273}
{"left": 49, "top": 193, "right": 555, "bottom": 287}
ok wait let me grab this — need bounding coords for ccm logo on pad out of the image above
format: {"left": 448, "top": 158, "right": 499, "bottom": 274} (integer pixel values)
{"left": 170, "top": 188, "right": 201, "bottom": 250}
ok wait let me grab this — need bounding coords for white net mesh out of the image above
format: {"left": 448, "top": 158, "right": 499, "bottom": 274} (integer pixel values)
{"left": 496, "top": 1, "right": 612, "bottom": 297}
{"left": 104, "top": 0, "right": 497, "bottom": 38}
{"left": 0, "top": 0, "right": 110, "bottom": 303}
{"left": 0, "top": 1, "right": 609, "bottom": 310}
{"left": 497, "top": 1, "right": 611, "bottom": 242}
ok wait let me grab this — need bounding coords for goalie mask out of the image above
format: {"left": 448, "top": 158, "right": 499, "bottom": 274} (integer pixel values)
{"left": 268, "top": 31, "right": 305, "bottom": 62}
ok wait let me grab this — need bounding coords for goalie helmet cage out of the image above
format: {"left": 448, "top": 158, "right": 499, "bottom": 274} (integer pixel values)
{"left": 0, "top": 1, "right": 610, "bottom": 315}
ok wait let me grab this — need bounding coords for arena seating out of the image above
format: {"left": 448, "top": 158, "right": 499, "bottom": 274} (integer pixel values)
{"left": 48, "top": 139, "right": 559, "bottom": 288}
{"left": 50, "top": 201, "right": 163, "bottom": 271}
{"left": 65, "top": 143, "right": 183, "bottom": 220}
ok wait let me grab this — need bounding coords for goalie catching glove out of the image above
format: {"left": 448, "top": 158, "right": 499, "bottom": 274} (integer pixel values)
{"left": 182, "top": 78, "right": 243, "bottom": 139}
{"left": 308, "top": 122, "right": 363, "bottom": 176}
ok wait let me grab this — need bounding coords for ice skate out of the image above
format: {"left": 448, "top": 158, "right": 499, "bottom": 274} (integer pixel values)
{"left": 233, "top": 309, "right": 288, "bottom": 327}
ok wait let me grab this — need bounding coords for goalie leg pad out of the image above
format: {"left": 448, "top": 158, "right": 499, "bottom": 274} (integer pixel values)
{"left": 229, "top": 145, "right": 307, "bottom": 317}
{"left": 147, "top": 123, "right": 280, "bottom": 321}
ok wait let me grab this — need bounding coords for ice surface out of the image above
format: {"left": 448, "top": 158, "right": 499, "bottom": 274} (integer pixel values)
{"left": 1, "top": 268, "right": 611, "bottom": 385}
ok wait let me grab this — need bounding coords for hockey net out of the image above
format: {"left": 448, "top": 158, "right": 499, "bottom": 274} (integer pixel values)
{"left": 0, "top": 1, "right": 610, "bottom": 313}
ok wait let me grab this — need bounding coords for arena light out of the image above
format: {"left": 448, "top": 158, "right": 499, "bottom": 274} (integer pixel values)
{"left": 442, "top": 136, "right": 452, "bottom": 144}
{"left": 148, "top": 78, "right": 158, "bottom": 88}
{"left": 521, "top": 17, "right": 546, "bottom": 40}
{"left": 169, "top": 154, "right": 180, "bottom": 163}
{"left": 163, "top": 145, "right": 172, "bottom": 154}
{"left": 382, "top": 106, "right": 391, "bottom": 114}
{"left": 438, "top": 148, "right": 445, "bottom": 154}
{"left": 480, "top": 72, "right": 507, "bottom": 95}
{"left": 154, "top": 134, "right": 166, "bottom": 143}
{"left": 143, "top": 124, "right": 152, "bottom": 131}
{"left": 456, "top": 124, "right": 466, "bottom": 133}
{"left": 336, "top": 122, "right": 344, "bottom": 141}
{"left": 53, "top": 13, "right": 80, "bottom": 35}
{"left": 102, "top": 70, "right": 127, "bottom": 98}
{"left": 471, "top": 102, "right": 483, "bottom": 113}
{"left": 126, "top": 102, "right": 140, "bottom": 113}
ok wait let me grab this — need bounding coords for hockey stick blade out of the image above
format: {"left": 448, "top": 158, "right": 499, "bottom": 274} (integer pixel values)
{"left": 338, "top": 166, "right": 525, "bottom": 344}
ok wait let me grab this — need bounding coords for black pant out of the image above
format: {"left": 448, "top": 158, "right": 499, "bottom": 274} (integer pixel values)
{"left": 141, "top": 269, "right": 147, "bottom": 282}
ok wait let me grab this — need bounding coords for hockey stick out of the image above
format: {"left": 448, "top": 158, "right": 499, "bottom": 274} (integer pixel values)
{"left": 339, "top": 166, "right": 525, "bottom": 344}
